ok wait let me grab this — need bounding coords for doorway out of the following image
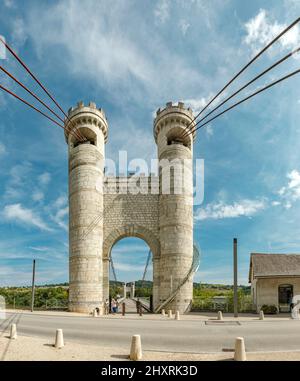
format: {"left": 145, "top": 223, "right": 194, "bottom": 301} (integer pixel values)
{"left": 278, "top": 284, "right": 293, "bottom": 312}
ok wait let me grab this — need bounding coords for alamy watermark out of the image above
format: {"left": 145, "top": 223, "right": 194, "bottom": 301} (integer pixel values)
{"left": 96, "top": 151, "right": 204, "bottom": 206}
{"left": 0, "top": 35, "right": 6, "bottom": 60}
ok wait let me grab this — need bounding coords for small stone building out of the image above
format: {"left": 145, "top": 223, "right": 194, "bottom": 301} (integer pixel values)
{"left": 249, "top": 253, "right": 300, "bottom": 312}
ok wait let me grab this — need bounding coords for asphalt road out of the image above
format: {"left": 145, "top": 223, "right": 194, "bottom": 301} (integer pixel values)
{"left": 1, "top": 311, "right": 300, "bottom": 353}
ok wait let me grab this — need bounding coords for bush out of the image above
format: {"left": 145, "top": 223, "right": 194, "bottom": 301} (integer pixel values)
{"left": 260, "top": 304, "right": 278, "bottom": 314}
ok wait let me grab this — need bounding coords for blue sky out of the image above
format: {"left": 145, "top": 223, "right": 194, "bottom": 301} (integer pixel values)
{"left": 0, "top": 0, "right": 300, "bottom": 286}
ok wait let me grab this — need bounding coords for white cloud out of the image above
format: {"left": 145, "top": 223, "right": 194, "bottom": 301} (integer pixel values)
{"left": 53, "top": 195, "right": 68, "bottom": 209}
{"left": 27, "top": 2, "right": 155, "bottom": 99}
{"left": 2, "top": 203, "right": 51, "bottom": 231}
{"left": 4, "top": 162, "right": 32, "bottom": 199}
{"left": 178, "top": 19, "right": 190, "bottom": 35}
{"left": 285, "top": 201, "right": 292, "bottom": 209}
{"left": 182, "top": 93, "right": 221, "bottom": 117}
{"left": 25, "top": 1, "right": 206, "bottom": 105}
{"left": 0, "top": 142, "right": 6, "bottom": 155}
{"left": 244, "top": 9, "right": 300, "bottom": 54}
{"left": 28, "top": 246, "right": 50, "bottom": 252}
{"left": 32, "top": 190, "right": 44, "bottom": 201}
{"left": 52, "top": 207, "right": 68, "bottom": 231}
{"left": 206, "top": 125, "right": 214, "bottom": 138}
{"left": 9, "top": 162, "right": 32, "bottom": 185}
{"left": 3, "top": 0, "right": 14, "bottom": 8}
{"left": 11, "top": 17, "right": 27, "bottom": 48}
{"left": 195, "top": 198, "right": 266, "bottom": 220}
{"left": 114, "top": 262, "right": 145, "bottom": 273}
{"left": 106, "top": 118, "right": 156, "bottom": 165}
{"left": 31, "top": 173, "right": 51, "bottom": 201}
{"left": 272, "top": 201, "right": 281, "bottom": 206}
{"left": 287, "top": 169, "right": 300, "bottom": 189}
{"left": 277, "top": 169, "right": 300, "bottom": 208}
{"left": 154, "top": 0, "right": 170, "bottom": 24}
{"left": 182, "top": 97, "right": 207, "bottom": 116}
{"left": 38, "top": 172, "right": 51, "bottom": 186}
{"left": 51, "top": 196, "right": 68, "bottom": 230}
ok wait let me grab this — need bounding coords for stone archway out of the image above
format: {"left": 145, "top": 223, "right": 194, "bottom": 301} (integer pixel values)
{"left": 102, "top": 224, "right": 161, "bottom": 303}
{"left": 103, "top": 224, "right": 160, "bottom": 260}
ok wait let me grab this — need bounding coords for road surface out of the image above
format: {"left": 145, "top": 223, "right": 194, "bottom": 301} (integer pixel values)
{"left": 1, "top": 311, "right": 300, "bottom": 353}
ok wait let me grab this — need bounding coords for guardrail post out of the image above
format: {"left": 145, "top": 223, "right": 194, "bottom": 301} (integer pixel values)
{"left": 259, "top": 310, "right": 264, "bottom": 320}
{"left": 234, "top": 337, "right": 246, "bottom": 361}
{"left": 130, "top": 335, "right": 142, "bottom": 360}
{"left": 55, "top": 329, "right": 64, "bottom": 349}
{"left": 10, "top": 324, "right": 17, "bottom": 339}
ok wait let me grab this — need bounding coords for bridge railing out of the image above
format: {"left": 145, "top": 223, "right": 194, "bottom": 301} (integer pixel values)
{"left": 131, "top": 297, "right": 152, "bottom": 313}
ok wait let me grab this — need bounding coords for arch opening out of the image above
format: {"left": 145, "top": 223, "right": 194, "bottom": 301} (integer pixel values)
{"left": 108, "top": 237, "right": 153, "bottom": 313}
{"left": 70, "top": 126, "right": 97, "bottom": 148}
{"left": 166, "top": 126, "right": 191, "bottom": 148}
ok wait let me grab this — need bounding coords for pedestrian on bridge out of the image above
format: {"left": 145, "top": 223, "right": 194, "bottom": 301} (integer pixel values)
{"left": 111, "top": 298, "right": 117, "bottom": 314}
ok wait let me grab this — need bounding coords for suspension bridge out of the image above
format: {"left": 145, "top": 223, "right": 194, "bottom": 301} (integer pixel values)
{"left": 109, "top": 245, "right": 201, "bottom": 314}
{"left": 0, "top": 17, "right": 299, "bottom": 314}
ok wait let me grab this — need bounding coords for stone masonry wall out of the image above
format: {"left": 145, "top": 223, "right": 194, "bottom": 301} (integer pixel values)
{"left": 102, "top": 176, "right": 160, "bottom": 303}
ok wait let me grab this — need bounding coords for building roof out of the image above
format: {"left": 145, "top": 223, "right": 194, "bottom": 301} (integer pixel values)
{"left": 249, "top": 253, "right": 300, "bottom": 282}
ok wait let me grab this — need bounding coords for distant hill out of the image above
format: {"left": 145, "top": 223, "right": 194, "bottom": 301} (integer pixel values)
{"left": 0, "top": 281, "right": 250, "bottom": 291}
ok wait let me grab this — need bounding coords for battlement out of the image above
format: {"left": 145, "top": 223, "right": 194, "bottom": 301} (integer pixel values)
{"left": 153, "top": 101, "right": 196, "bottom": 143}
{"left": 65, "top": 101, "right": 108, "bottom": 143}
{"left": 104, "top": 174, "right": 159, "bottom": 194}
{"left": 155, "top": 101, "right": 193, "bottom": 118}
{"left": 67, "top": 101, "right": 107, "bottom": 120}
{"left": 68, "top": 101, "right": 106, "bottom": 119}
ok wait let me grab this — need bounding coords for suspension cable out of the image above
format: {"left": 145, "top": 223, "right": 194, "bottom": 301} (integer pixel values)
{"left": 141, "top": 250, "right": 152, "bottom": 288}
{"left": 0, "top": 64, "right": 83, "bottom": 141}
{"left": 180, "top": 16, "right": 300, "bottom": 138}
{"left": 0, "top": 36, "right": 86, "bottom": 142}
{"left": 0, "top": 83, "right": 65, "bottom": 129}
{"left": 110, "top": 256, "right": 118, "bottom": 283}
{"left": 182, "top": 46, "right": 300, "bottom": 138}
{"left": 182, "top": 68, "right": 300, "bottom": 138}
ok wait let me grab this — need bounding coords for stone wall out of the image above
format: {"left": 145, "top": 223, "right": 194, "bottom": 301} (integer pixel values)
{"left": 102, "top": 175, "right": 160, "bottom": 302}
{"left": 255, "top": 277, "right": 300, "bottom": 312}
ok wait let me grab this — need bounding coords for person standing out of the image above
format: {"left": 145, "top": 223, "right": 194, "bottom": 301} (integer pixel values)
{"left": 111, "top": 298, "right": 117, "bottom": 314}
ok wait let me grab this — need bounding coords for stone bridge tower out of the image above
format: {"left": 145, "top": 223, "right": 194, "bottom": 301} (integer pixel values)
{"left": 65, "top": 101, "right": 196, "bottom": 314}
{"left": 154, "top": 102, "right": 196, "bottom": 313}
{"left": 65, "top": 102, "right": 108, "bottom": 313}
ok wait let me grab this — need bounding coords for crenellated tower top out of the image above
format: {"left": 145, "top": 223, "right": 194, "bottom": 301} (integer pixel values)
{"left": 64, "top": 101, "right": 108, "bottom": 144}
{"left": 153, "top": 101, "right": 196, "bottom": 145}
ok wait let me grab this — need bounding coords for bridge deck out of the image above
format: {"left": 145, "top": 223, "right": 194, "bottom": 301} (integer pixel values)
{"left": 115, "top": 298, "right": 151, "bottom": 314}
